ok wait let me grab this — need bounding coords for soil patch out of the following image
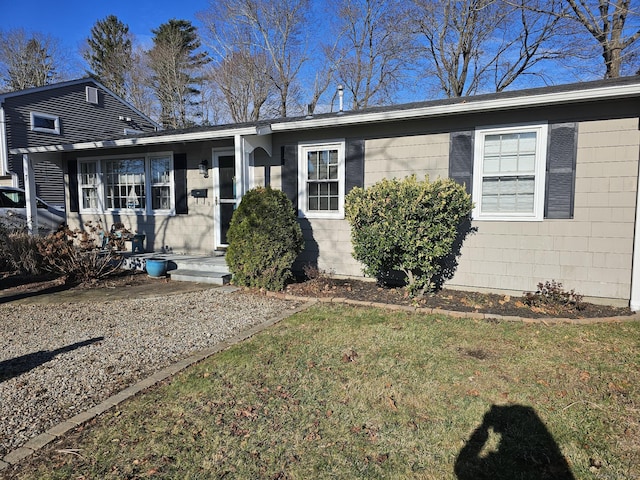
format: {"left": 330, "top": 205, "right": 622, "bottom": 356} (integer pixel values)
{"left": 0, "top": 270, "right": 192, "bottom": 304}
{"left": 284, "top": 277, "right": 633, "bottom": 319}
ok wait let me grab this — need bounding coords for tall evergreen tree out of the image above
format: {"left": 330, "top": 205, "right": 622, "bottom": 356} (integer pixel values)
{"left": 83, "top": 15, "right": 132, "bottom": 98}
{"left": 147, "top": 19, "right": 209, "bottom": 129}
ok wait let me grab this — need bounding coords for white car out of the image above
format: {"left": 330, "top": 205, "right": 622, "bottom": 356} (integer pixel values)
{"left": 0, "top": 186, "right": 65, "bottom": 234}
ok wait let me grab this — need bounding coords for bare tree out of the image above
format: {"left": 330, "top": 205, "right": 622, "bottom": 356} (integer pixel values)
{"left": 125, "top": 45, "right": 158, "bottom": 121}
{"left": 200, "top": 0, "right": 310, "bottom": 118}
{"left": 563, "top": 0, "right": 640, "bottom": 78}
{"left": 326, "top": 0, "right": 411, "bottom": 110}
{"left": 410, "top": 0, "right": 566, "bottom": 97}
{"left": 0, "top": 29, "right": 61, "bottom": 91}
{"left": 210, "top": 49, "right": 273, "bottom": 123}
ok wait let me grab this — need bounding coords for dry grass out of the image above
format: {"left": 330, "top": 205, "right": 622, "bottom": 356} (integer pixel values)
{"left": 5, "top": 304, "right": 639, "bottom": 479}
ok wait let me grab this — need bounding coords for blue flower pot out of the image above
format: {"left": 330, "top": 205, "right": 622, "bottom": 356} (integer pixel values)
{"left": 145, "top": 258, "right": 168, "bottom": 277}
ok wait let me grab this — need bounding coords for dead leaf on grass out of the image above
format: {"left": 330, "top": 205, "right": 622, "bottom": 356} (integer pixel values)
{"left": 579, "top": 371, "right": 591, "bottom": 382}
{"left": 341, "top": 348, "right": 358, "bottom": 363}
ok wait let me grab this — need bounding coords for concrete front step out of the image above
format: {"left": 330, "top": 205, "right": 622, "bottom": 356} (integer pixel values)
{"left": 169, "top": 269, "right": 232, "bottom": 285}
{"left": 170, "top": 256, "right": 230, "bottom": 274}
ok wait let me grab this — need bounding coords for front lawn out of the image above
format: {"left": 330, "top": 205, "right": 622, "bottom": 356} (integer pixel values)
{"left": 7, "top": 305, "right": 639, "bottom": 479}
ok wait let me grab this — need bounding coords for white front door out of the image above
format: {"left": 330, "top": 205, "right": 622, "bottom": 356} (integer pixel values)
{"left": 213, "top": 150, "right": 236, "bottom": 248}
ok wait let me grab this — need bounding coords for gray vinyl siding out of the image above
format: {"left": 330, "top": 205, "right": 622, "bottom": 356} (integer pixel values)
{"left": 3, "top": 81, "right": 156, "bottom": 150}
{"left": 4, "top": 80, "right": 157, "bottom": 205}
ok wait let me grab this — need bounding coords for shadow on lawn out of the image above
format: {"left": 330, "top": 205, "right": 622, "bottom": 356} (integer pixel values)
{"left": 455, "top": 404, "right": 575, "bottom": 480}
{"left": 0, "top": 337, "right": 104, "bottom": 383}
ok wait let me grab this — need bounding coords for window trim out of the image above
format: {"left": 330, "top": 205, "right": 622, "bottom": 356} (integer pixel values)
{"left": 472, "top": 123, "right": 548, "bottom": 222}
{"left": 297, "top": 139, "right": 346, "bottom": 219}
{"left": 30, "top": 111, "right": 60, "bottom": 134}
{"left": 77, "top": 152, "right": 175, "bottom": 216}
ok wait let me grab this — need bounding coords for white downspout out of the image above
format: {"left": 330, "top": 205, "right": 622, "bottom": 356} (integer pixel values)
{"left": 23, "top": 153, "right": 38, "bottom": 234}
{"left": 0, "top": 106, "right": 8, "bottom": 177}
{"left": 630, "top": 139, "right": 640, "bottom": 311}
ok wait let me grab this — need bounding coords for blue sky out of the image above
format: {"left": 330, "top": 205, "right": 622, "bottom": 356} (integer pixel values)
{"left": 2, "top": 0, "right": 210, "bottom": 52}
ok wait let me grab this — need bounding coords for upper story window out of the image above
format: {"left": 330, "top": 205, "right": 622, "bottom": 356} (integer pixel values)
{"left": 298, "top": 140, "right": 345, "bottom": 219}
{"left": 78, "top": 153, "right": 174, "bottom": 215}
{"left": 30, "top": 112, "right": 60, "bottom": 134}
{"left": 472, "top": 124, "right": 548, "bottom": 221}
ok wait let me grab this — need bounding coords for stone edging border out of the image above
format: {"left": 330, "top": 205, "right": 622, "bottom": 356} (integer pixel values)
{"left": 264, "top": 291, "right": 640, "bottom": 325}
{"left": 0, "top": 298, "right": 314, "bottom": 474}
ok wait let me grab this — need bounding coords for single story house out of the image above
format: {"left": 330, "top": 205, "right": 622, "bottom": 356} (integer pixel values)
{"left": 12, "top": 76, "right": 640, "bottom": 309}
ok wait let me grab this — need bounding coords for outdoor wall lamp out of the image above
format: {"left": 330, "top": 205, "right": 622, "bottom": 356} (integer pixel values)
{"left": 199, "top": 159, "right": 209, "bottom": 178}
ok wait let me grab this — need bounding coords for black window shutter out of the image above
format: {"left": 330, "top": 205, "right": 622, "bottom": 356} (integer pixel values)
{"left": 345, "top": 139, "right": 365, "bottom": 194}
{"left": 449, "top": 131, "right": 474, "bottom": 195}
{"left": 281, "top": 144, "right": 298, "bottom": 211}
{"left": 545, "top": 123, "right": 577, "bottom": 219}
{"left": 174, "top": 153, "right": 188, "bottom": 215}
{"left": 68, "top": 159, "right": 79, "bottom": 213}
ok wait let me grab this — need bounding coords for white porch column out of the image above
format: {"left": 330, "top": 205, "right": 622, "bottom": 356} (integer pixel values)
{"left": 242, "top": 130, "right": 273, "bottom": 190}
{"left": 22, "top": 153, "right": 38, "bottom": 234}
{"left": 234, "top": 134, "right": 245, "bottom": 203}
{"left": 0, "top": 108, "right": 8, "bottom": 177}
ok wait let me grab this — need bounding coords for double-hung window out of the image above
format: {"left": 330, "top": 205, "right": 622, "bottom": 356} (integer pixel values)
{"left": 298, "top": 140, "right": 345, "bottom": 218}
{"left": 78, "top": 153, "right": 174, "bottom": 215}
{"left": 472, "top": 124, "right": 548, "bottom": 221}
{"left": 79, "top": 162, "right": 99, "bottom": 210}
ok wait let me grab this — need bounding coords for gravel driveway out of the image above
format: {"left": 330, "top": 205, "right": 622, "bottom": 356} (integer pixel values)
{"left": 0, "top": 288, "right": 302, "bottom": 457}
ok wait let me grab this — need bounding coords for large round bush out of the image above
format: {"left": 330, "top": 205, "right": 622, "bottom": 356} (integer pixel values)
{"left": 345, "top": 175, "right": 472, "bottom": 295}
{"left": 226, "top": 187, "right": 304, "bottom": 290}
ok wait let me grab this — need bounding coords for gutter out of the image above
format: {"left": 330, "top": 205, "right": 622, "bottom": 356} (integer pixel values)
{"left": 271, "top": 83, "right": 640, "bottom": 131}
{"left": 10, "top": 125, "right": 261, "bottom": 155}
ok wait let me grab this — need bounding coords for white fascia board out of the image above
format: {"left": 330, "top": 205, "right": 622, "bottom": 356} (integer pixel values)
{"left": 271, "top": 83, "right": 640, "bottom": 131}
{"left": 10, "top": 126, "right": 260, "bottom": 155}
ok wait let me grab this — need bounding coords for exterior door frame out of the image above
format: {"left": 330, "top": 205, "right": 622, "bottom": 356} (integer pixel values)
{"left": 212, "top": 148, "right": 236, "bottom": 248}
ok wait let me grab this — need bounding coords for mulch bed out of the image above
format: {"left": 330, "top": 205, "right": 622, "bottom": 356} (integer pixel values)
{"left": 284, "top": 277, "right": 634, "bottom": 319}
{"left": 1, "top": 270, "right": 634, "bottom": 319}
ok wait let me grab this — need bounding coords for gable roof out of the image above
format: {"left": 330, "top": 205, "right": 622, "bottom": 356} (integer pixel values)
{"left": 11, "top": 76, "right": 640, "bottom": 155}
{"left": 0, "top": 77, "right": 161, "bottom": 131}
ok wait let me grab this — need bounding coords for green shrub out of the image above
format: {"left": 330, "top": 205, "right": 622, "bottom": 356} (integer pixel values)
{"left": 345, "top": 175, "right": 473, "bottom": 296}
{"left": 227, "top": 187, "right": 304, "bottom": 290}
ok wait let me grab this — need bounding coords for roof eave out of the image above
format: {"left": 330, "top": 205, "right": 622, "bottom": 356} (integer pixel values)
{"left": 10, "top": 125, "right": 261, "bottom": 155}
{"left": 271, "top": 83, "right": 640, "bottom": 131}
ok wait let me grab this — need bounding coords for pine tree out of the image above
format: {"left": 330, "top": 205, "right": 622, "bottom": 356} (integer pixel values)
{"left": 83, "top": 15, "right": 132, "bottom": 98}
{"left": 147, "top": 19, "right": 209, "bottom": 129}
